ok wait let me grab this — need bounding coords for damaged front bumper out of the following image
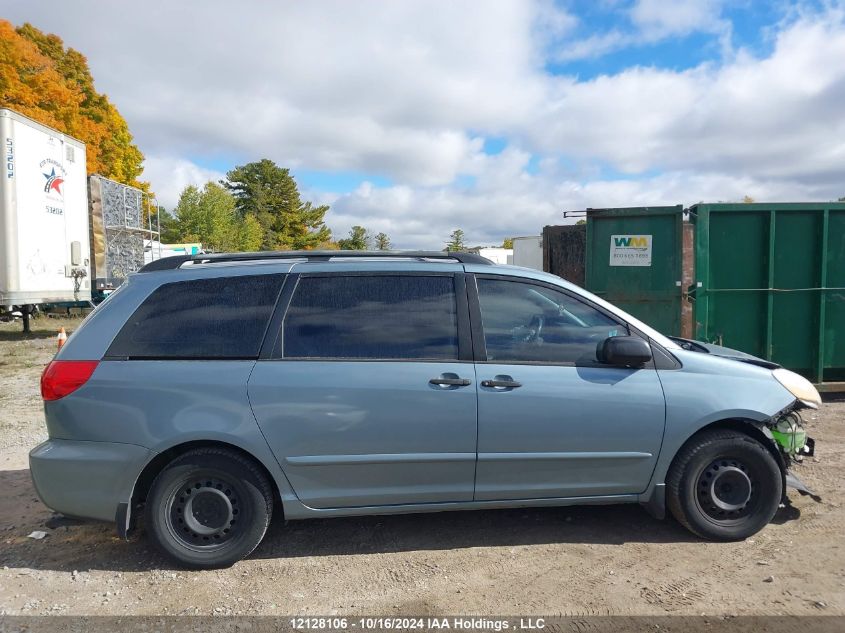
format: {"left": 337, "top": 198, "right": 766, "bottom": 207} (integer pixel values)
{"left": 767, "top": 405, "right": 821, "bottom": 503}
{"left": 785, "top": 468, "right": 821, "bottom": 502}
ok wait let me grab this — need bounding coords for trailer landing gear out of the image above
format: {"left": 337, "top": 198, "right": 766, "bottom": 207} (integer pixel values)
{"left": 19, "top": 305, "right": 35, "bottom": 333}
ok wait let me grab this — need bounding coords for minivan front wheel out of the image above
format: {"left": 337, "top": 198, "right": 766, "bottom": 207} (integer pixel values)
{"left": 667, "top": 429, "right": 782, "bottom": 541}
{"left": 144, "top": 448, "right": 273, "bottom": 568}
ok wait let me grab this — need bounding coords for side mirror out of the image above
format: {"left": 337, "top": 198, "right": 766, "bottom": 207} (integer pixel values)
{"left": 597, "top": 336, "right": 652, "bottom": 367}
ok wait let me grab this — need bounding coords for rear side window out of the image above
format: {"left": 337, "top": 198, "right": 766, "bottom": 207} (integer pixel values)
{"left": 283, "top": 275, "right": 458, "bottom": 360}
{"left": 108, "top": 274, "right": 285, "bottom": 359}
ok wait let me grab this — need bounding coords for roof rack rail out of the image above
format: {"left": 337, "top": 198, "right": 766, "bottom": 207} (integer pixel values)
{"left": 139, "top": 250, "right": 494, "bottom": 272}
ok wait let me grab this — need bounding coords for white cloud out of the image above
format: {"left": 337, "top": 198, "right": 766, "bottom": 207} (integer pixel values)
{"left": 630, "top": 0, "right": 727, "bottom": 39}
{"left": 4, "top": 0, "right": 548, "bottom": 186}
{"left": 325, "top": 162, "right": 832, "bottom": 250}
{"left": 534, "top": 8, "right": 845, "bottom": 182}
{"left": 532, "top": 0, "right": 580, "bottom": 47}
{"left": 552, "top": 30, "right": 631, "bottom": 62}
{"left": 3, "top": 1, "right": 844, "bottom": 248}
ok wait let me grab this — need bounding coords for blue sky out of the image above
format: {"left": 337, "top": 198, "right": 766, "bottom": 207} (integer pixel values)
{"left": 5, "top": 0, "right": 844, "bottom": 248}
{"left": 546, "top": 1, "right": 781, "bottom": 77}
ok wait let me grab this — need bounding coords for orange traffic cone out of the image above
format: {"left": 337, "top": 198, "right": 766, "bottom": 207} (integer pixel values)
{"left": 57, "top": 327, "right": 67, "bottom": 350}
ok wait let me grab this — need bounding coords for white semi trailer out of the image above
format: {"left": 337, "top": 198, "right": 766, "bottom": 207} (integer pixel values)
{"left": 0, "top": 109, "right": 91, "bottom": 331}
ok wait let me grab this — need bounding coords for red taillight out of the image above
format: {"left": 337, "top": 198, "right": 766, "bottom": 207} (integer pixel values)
{"left": 41, "top": 361, "right": 99, "bottom": 401}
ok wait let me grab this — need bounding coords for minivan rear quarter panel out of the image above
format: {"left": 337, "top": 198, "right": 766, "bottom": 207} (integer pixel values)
{"left": 45, "top": 361, "right": 261, "bottom": 448}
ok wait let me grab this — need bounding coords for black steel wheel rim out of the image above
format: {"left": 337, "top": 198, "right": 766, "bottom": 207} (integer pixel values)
{"left": 165, "top": 473, "right": 243, "bottom": 551}
{"left": 694, "top": 457, "right": 760, "bottom": 524}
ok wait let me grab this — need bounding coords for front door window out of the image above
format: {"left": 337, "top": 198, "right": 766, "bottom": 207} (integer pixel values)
{"left": 476, "top": 278, "right": 624, "bottom": 364}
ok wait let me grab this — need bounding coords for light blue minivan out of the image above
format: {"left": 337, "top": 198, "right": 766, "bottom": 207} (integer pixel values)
{"left": 30, "top": 251, "right": 821, "bottom": 568}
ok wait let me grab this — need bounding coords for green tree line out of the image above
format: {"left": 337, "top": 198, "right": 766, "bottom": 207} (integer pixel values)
{"left": 160, "top": 159, "right": 394, "bottom": 252}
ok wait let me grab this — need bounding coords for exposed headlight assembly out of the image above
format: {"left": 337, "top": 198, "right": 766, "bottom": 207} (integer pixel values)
{"left": 772, "top": 368, "right": 822, "bottom": 409}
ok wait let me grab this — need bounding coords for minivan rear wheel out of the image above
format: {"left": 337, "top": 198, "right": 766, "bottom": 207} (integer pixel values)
{"left": 666, "top": 429, "right": 782, "bottom": 541}
{"left": 144, "top": 448, "right": 273, "bottom": 568}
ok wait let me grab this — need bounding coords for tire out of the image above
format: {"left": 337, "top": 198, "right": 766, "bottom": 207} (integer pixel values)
{"left": 666, "top": 429, "right": 782, "bottom": 541}
{"left": 144, "top": 448, "right": 273, "bottom": 569}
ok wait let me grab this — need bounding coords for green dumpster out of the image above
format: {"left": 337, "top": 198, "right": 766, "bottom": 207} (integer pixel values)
{"left": 585, "top": 206, "right": 685, "bottom": 336}
{"left": 692, "top": 202, "right": 845, "bottom": 385}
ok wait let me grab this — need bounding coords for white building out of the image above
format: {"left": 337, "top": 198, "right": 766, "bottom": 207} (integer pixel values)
{"left": 512, "top": 236, "right": 543, "bottom": 270}
{"left": 469, "top": 247, "right": 513, "bottom": 265}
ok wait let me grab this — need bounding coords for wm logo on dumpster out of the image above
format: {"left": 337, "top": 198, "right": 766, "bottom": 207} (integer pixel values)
{"left": 610, "top": 234, "right": 652, "bottom": 267}
{"left": 613, "top": 236, "right": 649, "bottom": 248}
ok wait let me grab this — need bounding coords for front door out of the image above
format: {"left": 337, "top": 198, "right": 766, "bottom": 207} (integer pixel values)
{"left": 248, "top": 271, "right": 478, "bottom": 509}
{"left": 471, "top": 275, "right": 666, "bottom": 501}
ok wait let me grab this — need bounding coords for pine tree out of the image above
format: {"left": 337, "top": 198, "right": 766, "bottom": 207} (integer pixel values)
{"left": 223, "top": 159, "right": 331, "bottom": 250}
{"left": 446, "top": 229, "right": 466, "bottom": 251}
{"left": 338, "top": 226, "right": 370, "bottom": 250}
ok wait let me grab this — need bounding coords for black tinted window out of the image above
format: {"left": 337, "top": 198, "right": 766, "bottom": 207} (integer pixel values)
{"left": 477, "top": 278, "right": 624, "bottom": 363}
{"left": 108, "top": 274, "right": 284, "bottom": 359}
{"left": 284, "top": 275, "right": 458, "bottom": 360}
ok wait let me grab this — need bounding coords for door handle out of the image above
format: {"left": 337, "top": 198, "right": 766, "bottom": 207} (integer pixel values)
{"left": 429, "top": 377, "right": 472, "bottom": 386}
{"left": 481, "top": 378, "right": 522, "bottom": 389}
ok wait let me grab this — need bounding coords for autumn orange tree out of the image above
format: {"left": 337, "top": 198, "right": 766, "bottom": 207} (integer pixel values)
{"left": 0, "top": 20, "right": 146, "bottom": 189}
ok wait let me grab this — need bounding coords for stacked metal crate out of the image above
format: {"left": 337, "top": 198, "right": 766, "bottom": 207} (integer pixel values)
{"left": 89, "top": 174, "right": 159, "bottom": 292}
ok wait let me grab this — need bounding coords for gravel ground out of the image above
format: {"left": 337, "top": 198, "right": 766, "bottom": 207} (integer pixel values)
{"left": 0, "top": 316, "right": 843, "bottom": 617}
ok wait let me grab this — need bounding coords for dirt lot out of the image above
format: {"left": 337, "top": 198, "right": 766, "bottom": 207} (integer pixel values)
{"left": 0, "top": 316, "right": 843, "bottom": 617}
